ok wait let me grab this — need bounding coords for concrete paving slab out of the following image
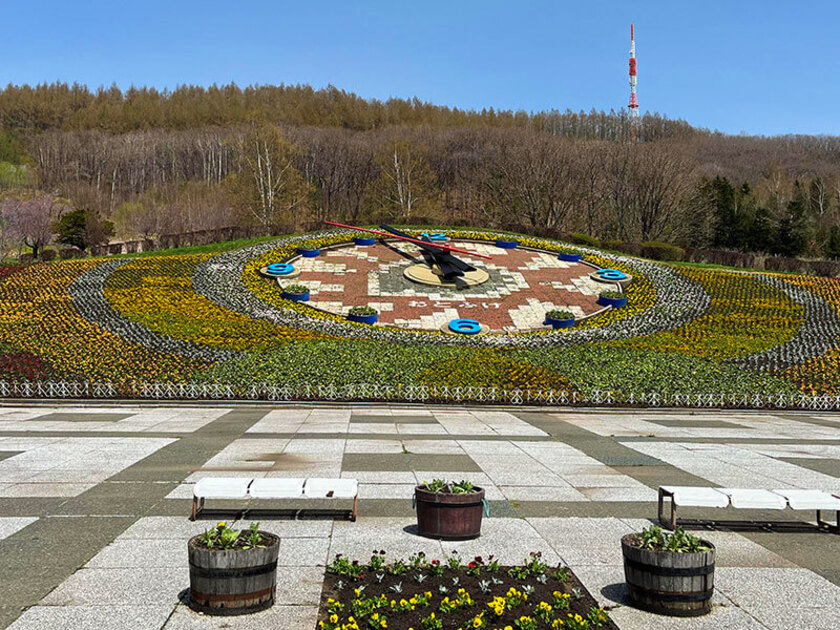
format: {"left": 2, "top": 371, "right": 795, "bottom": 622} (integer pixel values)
{"left": 578, "top": 486, "right": 659, "bottom": 502}
{"left": 527, "top": 517, "right": 635, "bottom": 566}
{"left": 5, "top": 403, "right": 840, "bottom": 629}
{"left": 608, "top": 600, "right": 768, "bottom": 630}
{"left": 86, "top": 539, "right": 186, "bottom": 568}
{"left": 341, "top": 470, "right": 417, "bottom": 483}
{"left": 42, "top": 567, "right": 189, "bottom": 606}
{"left": 715, "top": 566, "right": 840, "bottom": 611}
{"left": 330, "top": 517, "right": 444, "bottom": 561}
{"left": 273, "top": 566, "right": 325, "bottom": 605}
{"left": 0, "top": 517, "right": 37, "bottom": 540}
{"left": 359, "top": 483, "right": 417, "bottom": 499}
{"left": 242, "top": 519, "right": 333, "bottom": 538}
{"left": 6, "top": 605, "right": 174, "bottom": 630}
{"left": 343, "top": 439, "right": 404, "bottom": 453}
{"left": 163, "top": 604, "right": 318, "bottom": 630}
{"left": 277, "top": 537, "right": 330, "bottom": 566}
{"left": 439, "top": 517, "right": 561, "bottom": 566}
{"left": 402, "top": 440, "right": 465, "bottom": 454}
{"left": 500, "top": 485, "right": 589, "bottom": 502}
{"left": 342, "top": 452, "right": 481, "bottom": 472}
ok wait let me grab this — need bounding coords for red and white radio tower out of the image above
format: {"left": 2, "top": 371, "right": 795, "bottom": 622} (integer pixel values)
{"left": 628, "top": 23, "right": 640, "bottom": 141}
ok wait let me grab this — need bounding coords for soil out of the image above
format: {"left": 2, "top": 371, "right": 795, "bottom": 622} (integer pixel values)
{"left": 318, "top": 560, "right": 619, "bottom": 629}
{"left": 189, "top": 531, "right": 279, "bottom": 553}
{"left": 623, "top": 533, "right": 713, "bottom": 554}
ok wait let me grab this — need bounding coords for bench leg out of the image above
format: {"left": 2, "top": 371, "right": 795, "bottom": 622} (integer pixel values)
{"left": 351, "top": 494, "right": 358, "bottom": 522}
{"left": 658, "top": 489, "right": 677, "bottom": 530}
{"left": 670, "top": 498, "right": 677, "bottom": 530}
{"left": 191, "top": 497, "right": 205, "bottom": 521}
{"left": 658, "top": 488, "right": 665, "bottom": 526}
{"left": 817, "top": 510, "right": 840, "bottom": 534}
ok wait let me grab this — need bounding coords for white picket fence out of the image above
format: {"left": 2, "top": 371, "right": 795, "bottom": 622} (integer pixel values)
{"left": 0, "top": 380, "right": 838, "bottom": 410}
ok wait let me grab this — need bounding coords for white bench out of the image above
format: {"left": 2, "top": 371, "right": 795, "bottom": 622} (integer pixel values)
{"left": 658, "top": 486, "right": 840, "bottom": 533}
{"left": 191, "top": 477, "right": 359, "bottom": 521}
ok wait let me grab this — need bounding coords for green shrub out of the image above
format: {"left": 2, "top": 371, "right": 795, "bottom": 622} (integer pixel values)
{"left": 283, "top": 284, "right": 308, "bottom": 294}
{"left": 423, "top": 479, "right": 477, "bottom": 494}
{"left": 349, "top": 305, "right": 377, "bottom": 316}
{"left": 604, "top": 240, "right": 642, "bottom": 256}
{"left": 545, "top": 309, "right": 575, "bottom": 321}
{"left": 599, "top": 290, "right": 623, "bottom": 299}
{"left": 640, "top": 241, "right": 685, "bottom": 261}
{"left": 569, "top": 233, "right": 601, "bottom": 247}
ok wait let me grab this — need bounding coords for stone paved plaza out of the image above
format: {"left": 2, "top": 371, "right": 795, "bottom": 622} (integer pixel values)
{"left": 2, "top": 404, "right": 840, "bottom": 629}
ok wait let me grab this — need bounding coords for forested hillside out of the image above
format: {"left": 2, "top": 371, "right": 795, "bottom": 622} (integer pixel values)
{"left": 1, "top": 82, "right": 839, "bottom": 260}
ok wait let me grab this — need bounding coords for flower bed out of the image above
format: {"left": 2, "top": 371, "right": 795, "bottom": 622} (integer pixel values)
{"left": 0, "top": 226, "right": 838, "bottom": 404}
{"left": 776, "top": 274, "right": 840, "bottom": 395}
{"left": 204, "top": 228, "right": 709, "bottom": 349}
{"left": 319, "top": 551, "right": 615, "bottom": 630}
{"left": 0, "top": 260, "right": 201, "bottom": 382}
{"left": 603, "top": 268, "right": 804, "bottom": 361}
{"left": 103, "top": 255, "right": 326, "bottom": 353}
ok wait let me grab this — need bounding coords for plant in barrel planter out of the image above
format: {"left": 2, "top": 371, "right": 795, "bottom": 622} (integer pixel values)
{"left": 347, "top": 305, "right": 378, "bottom": 325}
{"left": 544, "top": 309, "right": 576, "bottom": 329}
{"left": 597, "top": 289, "right": 628, "bottom": 308}
{"left": 281, "top": 283, "right": 310, "bottom": 302}
{"left": 557, "top": 250, "right": 583, "bottom": 262}
{"left": 413, "top": 479, "right": 488, "bottom": 540}
{"left": 188, "top": 522, "right": 280, "bottom": 615}
{"left": 621, "top": 525, "right": 715, "bottom": 617}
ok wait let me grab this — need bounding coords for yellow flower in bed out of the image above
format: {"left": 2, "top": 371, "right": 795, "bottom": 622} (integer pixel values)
{"left": 604, "top": 266, "right": 804, "bottom": 360}
{"left": 104, "top": 254, "right": 328, "bottom": 351}
{"left": 0, "top": 260, "right": 201, "bottom": 382}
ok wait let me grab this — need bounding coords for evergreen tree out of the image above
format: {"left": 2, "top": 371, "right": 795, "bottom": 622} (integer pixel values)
{"left": 709, "top": 176, "right": 737, "bottom": 248}
{"left": 825, "top": 225, "right": 840, "bottom": 259}
{"left": 54, "top": 208, "right": 114, "bottom": 251}
{"left": 772, "top": 181, "right": 809, "bottom": 257}
{"left": 746, "top": 206, "right": 775, "bottom": 253}
{"left": 708, "top": 177, "right": 757, "bottom": 250}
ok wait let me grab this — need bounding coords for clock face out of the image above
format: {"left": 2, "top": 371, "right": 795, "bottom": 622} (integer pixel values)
{"left": 284, "top": 239, "right": 610, "bottom": 333}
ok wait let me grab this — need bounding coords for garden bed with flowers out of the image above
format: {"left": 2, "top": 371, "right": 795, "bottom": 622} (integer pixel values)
{"left": 1, "top": 225, "right": 840, "bottom": 404}
{"left": 319, "top": 551, "right": 615, "bottom": 630}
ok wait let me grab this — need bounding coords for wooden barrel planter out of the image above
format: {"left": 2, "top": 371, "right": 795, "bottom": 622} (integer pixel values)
{"left": 414, "top": 485, "right": 486, "bottom": 539}
{"left": 188, "top": 532, "right": 280, "bottom": 616}
{"left": 621, "top": 535, "right": 715, "bottom": 617}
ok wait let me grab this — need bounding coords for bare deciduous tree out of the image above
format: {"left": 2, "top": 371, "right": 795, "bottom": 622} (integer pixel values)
{"left": 231, "top": 125, "right": 309, "bottom": 228}
{"left": 367, "top": 139, "right": 438, "bottom": 220}
{"left": 0, "top": 193, "right": 70, "bottom": 258}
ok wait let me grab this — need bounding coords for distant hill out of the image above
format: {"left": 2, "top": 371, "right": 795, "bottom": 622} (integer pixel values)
{"left": 0, "top": 81, "right": 693, "bottom": 140}
{"left": 0, "top": 82, "right": 838, "bottom": 261}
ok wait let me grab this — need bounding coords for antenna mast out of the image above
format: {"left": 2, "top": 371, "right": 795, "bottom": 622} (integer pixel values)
{"left": 628, "top": 23, "right": 640, "bottom": 141}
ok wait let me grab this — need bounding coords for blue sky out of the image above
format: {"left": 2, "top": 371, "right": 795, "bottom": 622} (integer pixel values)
{"left": 3, "top": 1, "right": 838, "bottom": 136}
